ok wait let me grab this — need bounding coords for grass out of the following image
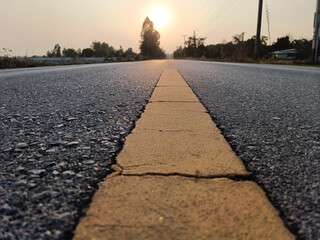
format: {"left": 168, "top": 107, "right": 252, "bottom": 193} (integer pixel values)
{"left": 183, "top": 56, "right": 320, "bottom": 68}
{"left": 0, "top": 56, "right": 144, "bottom": 69}
{"left": 1, "top": 56, "right": 319, "bottom": 69}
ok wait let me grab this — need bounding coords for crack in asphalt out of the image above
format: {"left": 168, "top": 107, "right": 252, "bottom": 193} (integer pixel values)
{"left": 111, "top": 164, "right": 253, "bottom": 181}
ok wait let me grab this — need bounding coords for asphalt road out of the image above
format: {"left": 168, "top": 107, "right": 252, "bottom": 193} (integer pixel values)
{"left": 0, "top": 60, "right": 319, "bottom": 240}
{"left": 175, "top": 61, "right": 320, "bottom": 240}
{"left": 0, "top": 62, "right": 164, "bottom": 239}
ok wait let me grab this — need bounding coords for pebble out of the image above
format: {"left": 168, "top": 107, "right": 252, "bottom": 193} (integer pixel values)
{"left": 27, "top": 182, "right": 37, "bottom": 189}
{"left": 83, "top": 160, "right": 95, "bottom": 165}
{"left": 15, "top": 142, "right": 28, "bottom": 149}
{"left": 15, "top": 166, "right": 27, "bottom": 174}
{"left": 45, "top": 162, "right": 56, "bottom": 168}
{"left": 12, "top": 180, "right": 27, "bottom": 188}
{"left": 0, "top": 203, "right": 18, "bottom": 216}
{"left": 46, "top": 148, "right": 59, "bottom": 154}
{"left": 61, "top": 171, "right": 75, "bottom": 179}
{"left": 30, "top": 191, "right": 52, "bottom": 203}
{"left": 64, "top": 141, "right": 80, "bottom": 148}
{"left": 78, "top": 146, "right": 90, "bottom": 151}
{"left": 66, "top": 117, "right": 77, "bottom": 121}
{"left": 28, "top": 169, "right": 46, "bottom": 177}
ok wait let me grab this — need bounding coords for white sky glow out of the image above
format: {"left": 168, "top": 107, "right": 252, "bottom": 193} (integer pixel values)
{"left": 0, "top": 0, "right": 316, "bottom": 56}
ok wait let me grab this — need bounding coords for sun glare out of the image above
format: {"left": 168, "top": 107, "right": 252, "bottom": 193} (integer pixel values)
{"left": 149, "top": 7, "right": 169, "bottom": 29}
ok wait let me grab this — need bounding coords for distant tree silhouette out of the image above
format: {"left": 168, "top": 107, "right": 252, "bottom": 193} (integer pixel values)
{"left": 185, "top": 32, "right": 206, "bottom": 58}
{"left": 140, "top": 17, "right": 165, "bottom": 59}
{"left": 233, "top": 32, "right": 245, "bottom": 44}
{"left": 62, "top": 48, "right": 79, "bottom": 58}
{"left": 46, "top": 44, "right": 61, "bottom": 57}
{"left": 91, "top": 41, "right": 114, "bottom": 57}
{"left": 114, "top": 46, "right": 124, "bottom": 58}
{"left": 174, "top": 32, "right": 274, "bottom": 61}
{"left": 173, "top": 46, "right": 184, "bottom": 59}
{"left": 81, "top": 48, "right": 95, "bottom": 57}
{"left": 291, "top": 39, "right": 312, "bottom": 59}
{"left": 272, "top": 36, "right": 292, "bottom": 51}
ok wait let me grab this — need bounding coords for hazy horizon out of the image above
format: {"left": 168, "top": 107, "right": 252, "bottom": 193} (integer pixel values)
{"left": 0, "top": 0, "right": 317, "bottom": 56}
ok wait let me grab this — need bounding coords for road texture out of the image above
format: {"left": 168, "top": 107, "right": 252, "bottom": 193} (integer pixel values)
{"left": 175, "top": 61, "right": 320, "bottom": 240}
{"left": 74, "top": 69, "right": 294, "bottom": 240}
{"left": 0, "top": 62, "right": 164, "bottom": 239}
{"left": 0, "top": 60, "right": 319, "bottom": 239}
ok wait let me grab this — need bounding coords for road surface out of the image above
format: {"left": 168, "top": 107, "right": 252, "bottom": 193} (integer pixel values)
{"left": 0, "top": 60, "right": 319, "bottom": 239}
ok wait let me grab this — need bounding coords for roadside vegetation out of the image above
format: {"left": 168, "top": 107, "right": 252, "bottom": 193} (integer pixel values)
{"left": 139, "top": 17, "right": 166, "bottom": 59}
{"left": 0, "top": 17, "right": 166, "bottom": 69}
{"left": 2, "top": 26, "right": 317, "bottom": 69}
{"left": 45, "top": 42, "right": 140, "bottom": 60}
{"left": 173, "top": 32, "right": 318, "bottom": 66}
{"left": 0, "top": 43, "right": 142, "bottom": 69}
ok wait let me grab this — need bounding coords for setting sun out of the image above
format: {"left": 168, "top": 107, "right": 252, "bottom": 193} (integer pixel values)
{"left": 149, "top": 7, "right": 169, "bottom": 29}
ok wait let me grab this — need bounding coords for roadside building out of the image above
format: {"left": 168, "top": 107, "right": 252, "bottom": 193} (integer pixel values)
{"left": 273, "top": 49, "right": 299, "bottom": 60}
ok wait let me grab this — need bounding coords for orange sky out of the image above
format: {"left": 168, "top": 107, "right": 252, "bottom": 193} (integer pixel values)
{"left": 0, "top": 0, "right": 316, "bottom": 56}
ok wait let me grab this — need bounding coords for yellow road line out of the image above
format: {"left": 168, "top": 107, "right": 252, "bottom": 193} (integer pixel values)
{"left": 73, "top": 69, "right": 295, "bottom": 240}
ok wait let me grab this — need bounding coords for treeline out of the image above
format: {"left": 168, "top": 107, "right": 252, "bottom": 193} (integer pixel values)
{"left": 173, "top": 33, "right": 312, "bottom": 62}
{"left": 1, "top": 16, "right": 166, "bottom": 69}
{"left": 0, "top": 41, "right": 140, "bottom": 69}
{"left": 46, "top": 41, "right": 139, "bottom": 60}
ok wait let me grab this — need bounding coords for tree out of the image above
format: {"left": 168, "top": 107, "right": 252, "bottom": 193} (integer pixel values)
{"left": 115, "top": 46, "right": 124, "bottom": 58}
{"left": 81, "top": 48, "right": 95, "bottom": 57}
{"left": 47, "top": 44, "right": 61, "bottom": 57}
{"left": 62, "top": 48, "right": 78, "bottom": 58}
{"left": 184, "top": 32, "right": 206, "bottom": 58}
{"left": 272, "top": 36, "right": 292, "bottom": 51}
{"left": 292, "top": 39, "right": 312, "bottom": 59}
{"left": 140, "top": 17, "right": 165, "bottom": 59}
{"left": 232, "top": 32, "right": 245, "bottom": 44}
{"left": 54, "top": 44, "right": 61, "bottom": 57}
{"left": 173, "top": 47, "right": 184, "bottom": 59}
{"left": 91, "top": 41, "right": 114, "bottom": 57}
{"left": 123, "top": 48, "right": 138, "bottom": 60}
{"left": 124, "top": 47, "right": 133, "bottom": 58}
{"left": 1, "top": 48, "right": 12, "bottom": 57}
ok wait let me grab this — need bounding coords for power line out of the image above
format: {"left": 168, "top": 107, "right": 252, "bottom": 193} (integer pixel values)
{"left": 205, "top": 1, "right": 233, "bottom": 29}
{"left": 186, "top": 0, "right": 245, "bottom": 44}
{"left": 196, "top": 0, "right": 231, "bottom": 32}
{"left": 204, "top": 0, "right": 243, "bottom": 39}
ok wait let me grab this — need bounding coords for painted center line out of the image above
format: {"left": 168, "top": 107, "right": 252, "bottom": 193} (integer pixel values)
{"left": 73, "top": 69, "right": 294, "bottom": 240}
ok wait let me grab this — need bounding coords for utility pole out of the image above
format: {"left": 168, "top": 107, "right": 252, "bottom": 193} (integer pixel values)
{"left": 181, "top": 35, "right": 188, "bottom": 58}
{"left": 193, "top": 31, "right": 196, "bottom": 58}
{"left": 254, "top": 0, "right": 263, "bottom": 58}
{"left": 311, "top": 0, "right": 320, "bottom": 63}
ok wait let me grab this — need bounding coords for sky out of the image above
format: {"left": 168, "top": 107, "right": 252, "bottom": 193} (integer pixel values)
{"left": 0, "top": 0, "right": 317, "bottom": 56}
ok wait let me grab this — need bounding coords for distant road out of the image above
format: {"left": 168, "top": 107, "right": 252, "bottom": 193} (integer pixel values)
{"left": 0, "top": 60, "right": 319, "bottom": 239}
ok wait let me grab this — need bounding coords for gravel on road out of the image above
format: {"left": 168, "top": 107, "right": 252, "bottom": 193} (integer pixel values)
{"left": 0, "top": 62, "right": 164, "bottom": 239}
{"left": 0, "top": 60, "right": 319, "bottom": 240}
{"left": 175, "top": 61, "right": 320, "bottom": 240}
